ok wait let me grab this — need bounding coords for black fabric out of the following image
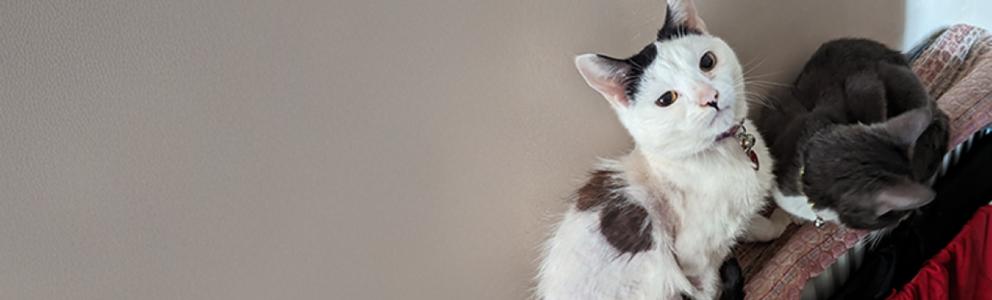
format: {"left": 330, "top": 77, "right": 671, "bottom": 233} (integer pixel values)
{"left": 832, "top": 132, "right": 992, "bottom": 299}
{"left": 830, "top": 249, "right": 898, "bottom": 299}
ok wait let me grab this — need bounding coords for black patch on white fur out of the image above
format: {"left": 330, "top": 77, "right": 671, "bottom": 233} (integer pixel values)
{"left": 576, "top": 170, "right": 626, "bottom": 210}
{"left": 575, "top": 170, "right": 654, "bottom": 254}
{"left": 593, "top": 5, "right": 701, "bottom": 102}
{"left": 600, "top": 203, "right": 653, "bottom": 254}
{"left": 596, "top": 44, "right": 657, "bottom": 101}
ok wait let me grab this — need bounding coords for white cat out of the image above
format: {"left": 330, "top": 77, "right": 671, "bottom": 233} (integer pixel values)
{"left": 536, "top": 1, "right": 789, "bottom": 299}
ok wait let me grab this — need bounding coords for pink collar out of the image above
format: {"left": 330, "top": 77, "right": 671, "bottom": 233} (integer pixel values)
{"left": 715, "top": 123, "right": 742, "bottom": 142}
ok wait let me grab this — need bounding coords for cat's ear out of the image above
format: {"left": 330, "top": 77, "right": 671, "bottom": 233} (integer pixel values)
{"left": 873, "top": 181, "right": 935, "bottom": 216}
{"left": 880, "top": 108, "right": 932, "bottom": 147}
{"left": 663, "top": 0, "right": 708, "bottom": 34}
{"left": 575, "top": 54, "right": 633, "bottom": 108}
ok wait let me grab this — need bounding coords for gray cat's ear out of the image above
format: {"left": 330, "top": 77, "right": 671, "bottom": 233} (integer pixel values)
{"left": 665, "top": 0, "right": 708, "bottom": 33}
{"left": 575, "top": 54, "right": 633, "bottom": 108}
{"left": 881, "top": 108, "right": 932, "bottom": 147}
{"left": 874, "top": 181, "right": 935, "bottom": 216}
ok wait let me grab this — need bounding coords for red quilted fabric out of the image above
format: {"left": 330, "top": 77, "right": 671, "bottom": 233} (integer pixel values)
{"left": 886, "top": 206, "right": 992, "bottom": 300}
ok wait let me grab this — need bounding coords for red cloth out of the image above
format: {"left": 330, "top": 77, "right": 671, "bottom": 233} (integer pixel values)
{"left": 887, "top": 206, "right": 992, "bottom": 300}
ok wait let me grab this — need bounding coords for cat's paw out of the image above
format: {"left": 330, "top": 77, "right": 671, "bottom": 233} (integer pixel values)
{"left": 742, "top": 209, "right": 791, "bottom": 242}
{"left": 769, "top": 207, "right": 798, "bottom": 226}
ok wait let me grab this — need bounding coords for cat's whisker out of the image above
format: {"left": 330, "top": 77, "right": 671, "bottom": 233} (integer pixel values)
{"left": 743, "top": 74, "right": 786, "bottom": 84}
{"left": 734, "top": 83, "right": 766, "bottom": 91}
{"left": 743, "top": 74, "right": 785, "bottom": 83}
{"left": 742, "top": 56, "right": 765, "bottom": 71}
{"left": 745, "top": 93, "right": 775, "bottom": 109}
{"left": 746, "top": 79, "right": 790, "bottom": 88}
{"left": 742, "top": 56, "right": 759, "bottom": 69}
{"left": 744, "top": 84, "right": 780, "bottom": 93}
{"left": 743, "top": 79, "right": 787, "bottom": 98}
{"left": 862, "top": 228, "right": 893, "bottom": 249}
{"left": 748, "top": 94, "right": 777, "bottom": 107}
{"left": 742, "top": 57, "right": 769, "bottom": 77}
{"left": 745, "top": 70, "right": 785, "bottom": 77}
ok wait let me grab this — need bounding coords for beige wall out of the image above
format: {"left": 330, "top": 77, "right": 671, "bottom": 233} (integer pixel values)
{"left": 0, "top": 0, "right": 973, "bottom": 299}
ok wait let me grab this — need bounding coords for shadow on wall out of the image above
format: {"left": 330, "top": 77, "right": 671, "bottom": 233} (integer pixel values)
{"left": 695, "top": 0, "right": 907, "bottom": 86}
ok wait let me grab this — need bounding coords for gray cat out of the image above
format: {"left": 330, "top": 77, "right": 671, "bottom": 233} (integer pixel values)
{"left": 754, "top": 38, "right": 949, "bottom": 230}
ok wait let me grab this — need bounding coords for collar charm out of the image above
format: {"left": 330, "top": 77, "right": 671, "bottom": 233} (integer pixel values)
{"left": 735, "top": 123, "right": 759, "bottom": 171}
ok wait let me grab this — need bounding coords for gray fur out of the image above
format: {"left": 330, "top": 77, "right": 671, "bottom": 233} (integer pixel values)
{"left": 754, "top": 39, "right": 949, "bottom": 230}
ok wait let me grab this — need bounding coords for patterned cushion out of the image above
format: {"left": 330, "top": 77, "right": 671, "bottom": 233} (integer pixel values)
{"left": 735, "top": 24, "right": 992, "bottom": 300}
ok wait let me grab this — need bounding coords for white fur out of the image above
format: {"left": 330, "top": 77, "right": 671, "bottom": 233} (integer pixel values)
{"left": 772, "top": 188, "right": 841, "bottom": 224}
{"left": 538, "top": 30, "right": 783, "bottom": 299}
{"left": 538, "top": 201, "right": 691, "bottom": 300}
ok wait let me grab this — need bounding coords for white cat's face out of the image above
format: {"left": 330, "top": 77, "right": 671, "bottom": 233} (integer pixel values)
{"left": 626, "top": 36, "right": 744, "bottom": 156}
{"left": 576, "top": 35, "right": 745, "bottom": 157}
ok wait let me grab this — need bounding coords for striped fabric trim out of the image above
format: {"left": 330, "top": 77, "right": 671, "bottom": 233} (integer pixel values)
{"left": 940, "top": 125, "right": 992, "bottom": 177}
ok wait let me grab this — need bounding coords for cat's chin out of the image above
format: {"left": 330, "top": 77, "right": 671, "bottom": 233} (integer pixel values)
{"left": 709, "top": 111, "right": 737, "bottom": 134}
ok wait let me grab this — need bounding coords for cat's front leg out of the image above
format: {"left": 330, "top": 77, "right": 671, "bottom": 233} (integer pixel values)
{"left": 741, "top": 208, "right": 791, "bottom": 242}
{"left": 674, "top": 250, "right": 722, "bottom": 299}
{"left": 685, "top": 264, "right": 721, "bottom": 300}
{"left": 772, "top": 187, "right": 818, "bottom": 223}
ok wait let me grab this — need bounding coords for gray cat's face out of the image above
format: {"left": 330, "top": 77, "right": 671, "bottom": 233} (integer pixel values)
{"left": 802, "top": 109, "right": 936, "bottom": 229}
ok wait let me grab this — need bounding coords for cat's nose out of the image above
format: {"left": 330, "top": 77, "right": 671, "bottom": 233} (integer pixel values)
{"left": 698, "top": 87, "right": 719, "bottom": 109}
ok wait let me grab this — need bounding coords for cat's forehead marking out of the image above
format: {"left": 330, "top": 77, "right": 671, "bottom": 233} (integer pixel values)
{"left": 624, "top": 39, "right": 694, "bottom": 99}
{"left": 629, "top": 36, "right": 719, "bottom": 99}
{"left": 622, "top": 44, "right": 658, "bottom": 100}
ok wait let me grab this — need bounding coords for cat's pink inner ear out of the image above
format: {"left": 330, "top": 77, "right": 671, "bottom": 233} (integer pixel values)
{"left": 668, "top": 0, "right": 708, "bottom": 33}
{"left": 874, "top": 181, "right": 935, "bottom": 216}
{"left": 882, "top": 108, "right": 933, "bottom": 146}
{"left": 575, "top": 54, "right": 631, "bottom": 107}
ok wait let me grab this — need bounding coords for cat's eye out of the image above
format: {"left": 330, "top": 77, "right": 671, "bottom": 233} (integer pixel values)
{"left": 699, "top": 51, "right": 717, "bottom": 71}
{"left": 655, "top": 91, "right": 678, "bottom": 107}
